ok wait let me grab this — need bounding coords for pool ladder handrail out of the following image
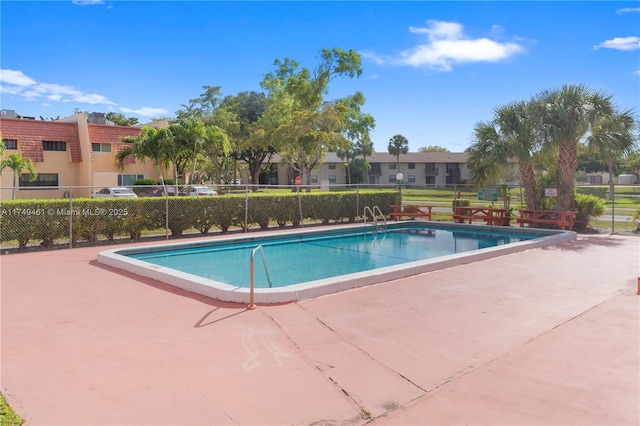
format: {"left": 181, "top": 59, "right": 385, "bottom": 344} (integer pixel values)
{"left": 363, "top": 205, "right": 387, "bottom": 233}
{"left": 248, "top": 245, "right": 274, "bottom": 309}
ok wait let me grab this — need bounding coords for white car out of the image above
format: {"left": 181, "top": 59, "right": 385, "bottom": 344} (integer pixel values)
{"left": 179, "top": 185, "right": 218, "bottom": 196}
{"left": 93, "top": 187, "right": 138, "bottom": 198}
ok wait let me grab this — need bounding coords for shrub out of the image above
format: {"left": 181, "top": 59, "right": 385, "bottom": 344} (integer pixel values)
{"left": 163, "top": 178, "right": 184, "bottom": 186}
{"left": 573, "top": 193, "right": 605, "bottom": 229}
{"left": 631, "top": 209, "right": 640, "bottom": 231}
{"left": 452, "top": 199, "right": 470, "bottom": 213}
{"left": 133, "top": 178, "right": 157, "bottom": 186}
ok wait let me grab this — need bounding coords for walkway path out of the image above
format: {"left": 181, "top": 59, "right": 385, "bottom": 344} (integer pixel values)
{"left": 1, "top": 231, "right": 638, "bottom": 425}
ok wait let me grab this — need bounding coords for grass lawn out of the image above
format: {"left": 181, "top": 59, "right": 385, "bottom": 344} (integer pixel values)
{"left": 0, "top": 393, "right": 24, "bottom": 426}
{"left": 400, "top": 185, "right": 640, "bottom": 216}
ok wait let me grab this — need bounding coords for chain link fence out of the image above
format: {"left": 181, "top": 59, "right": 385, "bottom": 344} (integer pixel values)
{"left": 0, "top": 183, "right": 637, "bottom": 252}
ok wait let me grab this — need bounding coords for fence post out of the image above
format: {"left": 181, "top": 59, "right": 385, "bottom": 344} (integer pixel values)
{"left": 356, "top": 184, "right": 360, "bottom": 219}
{"left": 611, "top": 188, "right": 615, "bottom": 235}
{"left": 245, "top": 188, "right": 249, "bottom": 233}
{"left": 165, "top": 194, "right": 169, "bottom": 240}
{"left": 68, "top": 186, "right": 73, "bottom": 249}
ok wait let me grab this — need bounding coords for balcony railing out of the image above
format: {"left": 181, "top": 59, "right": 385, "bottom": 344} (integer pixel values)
{"left": 424, "top": 167, "right": 439, "bottom": 176}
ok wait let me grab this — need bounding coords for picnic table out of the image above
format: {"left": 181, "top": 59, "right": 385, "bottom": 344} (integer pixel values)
{"left": 390, "top": 205, "right": 433, "bottom": 221}
{"left": 516, "top": 209, "right": 576, "bottom": 231}
{"left": 453, "top": 207, "right": 508, "bottom": 226}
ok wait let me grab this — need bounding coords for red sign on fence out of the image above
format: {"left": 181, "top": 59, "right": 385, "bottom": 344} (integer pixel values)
{"left": 294, "top": 176, "right": 301, "bottom": 186}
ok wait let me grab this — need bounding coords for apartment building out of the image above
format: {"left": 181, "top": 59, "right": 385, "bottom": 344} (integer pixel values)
{"left": 266, "top": 151, "right": 470, "bottom": 187}
{"left": 1, "top": 110, "right": 474, "bottom": 198}
{"left": 0, "top": 112, "right": 168, "bottom": 199}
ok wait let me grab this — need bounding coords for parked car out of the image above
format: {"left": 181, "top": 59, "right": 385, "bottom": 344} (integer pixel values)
{"left": 179, "top": 185, "right": 218, "bottom": 196}
{"left": 93, "top": 187, "right": 138, "bottom": 198}
{"left": 138, "top": 186, "right": 178, "bottom": 197}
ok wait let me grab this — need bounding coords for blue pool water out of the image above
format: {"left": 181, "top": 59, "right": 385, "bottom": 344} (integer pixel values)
{"left": 127, "top": 225, "right": 537, "bottom": 288}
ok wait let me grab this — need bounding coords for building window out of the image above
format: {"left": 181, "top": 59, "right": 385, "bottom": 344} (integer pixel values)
{"left": 408, "top": 175, "right": 416, "bottom": 183}
{"left": 408, "top": 163, "right": 415, "bottom": 169}
{"left": 3, "top": 139, "right": 17, "bottom": 150}
{"left": 446, "top": 163, "right": 461, "bottom": 174}
{"left": 43, "top": 140, "right": 67, "bottom": 151}
{"left": 328, "top": 163, "right": 336, "bottom": 170}
{"left": 388, "top": 163, "right": 396, "bottom": 169}
{"left": 92, "top": 143, "right": 112, "bottom": 153}
{"left": 310, "top": 175, "right": 318, "bottom": 184}
{"left": 328, "top": 175, "right": 336, "bottom": 183}
{"left": 19, "top": 173, "right": 58, "bottom": 188}
{"left": 389, "top": 175, "right": 397, "bottom": 183}
{"left": 118, "top": 174, "right": 145, "bottom": 186}
{"left": 425, "top": 163, "right": 437, "bottom": 175}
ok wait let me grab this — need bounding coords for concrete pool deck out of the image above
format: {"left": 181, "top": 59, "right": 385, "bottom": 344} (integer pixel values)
{"left": 1, "top": 228, "right": 638, "bottom": 425}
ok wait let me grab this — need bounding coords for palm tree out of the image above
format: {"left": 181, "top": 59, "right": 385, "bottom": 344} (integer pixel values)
{"left": 171, "top": 117, "right": 208, "bottom": 184}
{"left": 585, "top": 109, "right": 638, "bottom": 201}
{"left": 388, "top": 134, "right": 408, "bottom": 170}
{"left": 355, "top": 137, "right": 374, "bottom": 183}
{"left": 116, "top": 126, "right": 174, "bottom": 188}
{"left": 533, "top": 84, "right": 614, "bottom": 211}
{"left": 468, "top": 101, "right": 543, "bottom": 209}
{"left": 336, "top": 144, "right": 357, "bottom": 185}
{"left": 204, "top": 124, "right": 231, "bottom": 188}
{"left": 0, "top": 153, "right": 38, "bottom": 200}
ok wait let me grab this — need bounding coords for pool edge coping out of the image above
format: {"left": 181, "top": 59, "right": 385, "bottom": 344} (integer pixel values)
{"left": 97, "top": 222, "right": 577, "bottom": 305}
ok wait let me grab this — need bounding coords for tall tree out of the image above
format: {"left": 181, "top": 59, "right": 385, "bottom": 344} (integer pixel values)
{"left": 336, "top": 91, "right": 375, "bottom": 186}
{"left": 418, "top": 145, "right": 450, "bottom": 153}
{"left": 585, "top": 109, "right": 638, "bottom": 200}
{"left": 335, "top": 144, "right": 358, "bottom": 185}
{"left": 170, "top": 117, "right": 208, "bottom": 184}
{"left": 260, "top": 48, "right": 365, "bottom": 190}
{"left": 388, "top": 134, "right": 409, "bottom": 170}
{"left": 177, "top": 85, "right": 223, "bottom": 121}
{"left": 105, "top": 112, "right": 139, "bottom": 126}
{"left": 218, "top": 91, "right": 272, "bottom": 185}
{"left": 533, "top": 84, "right": 614, "bottom": 211}
{"left": 116, "top": 126, "right": 174, "bottom": 187}
{"left": 204, "top": 124, "right": 231, "bottom": 187}
{"left": 354, "top": 136, "right": 374, "bottom": 184}
{"left": 0, "top": 153, "right": 38, "bottom": 200}
{"left": 467, "top": 101, "right": 543, "bottom": 209}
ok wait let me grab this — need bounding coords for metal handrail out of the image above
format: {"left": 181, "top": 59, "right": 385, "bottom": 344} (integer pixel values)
{"left": 372, "top": 205, "right": 387, "bottom": 231}
{"left": 248, "top": 245, "right": 273, "bottom": 309}
{"left": 363, "top": 206, "right": 377, "bottom": 226}
{"left": 363, "top": 205, "right": 386, "bottom": 233}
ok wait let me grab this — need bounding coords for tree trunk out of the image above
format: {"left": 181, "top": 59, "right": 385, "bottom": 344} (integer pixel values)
{"left": 12, "top": 171, "right": 17, "bottom": 200}
{"left": 519, "top": 160, "right": 541, "bottom": 210}
{"left": 556, "top": 138, "right": 578, "bottom": 211}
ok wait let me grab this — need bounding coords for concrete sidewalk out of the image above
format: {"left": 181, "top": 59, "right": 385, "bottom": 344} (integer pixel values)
{"left": 1, "top": 232, "right": 638, "bottom": 425}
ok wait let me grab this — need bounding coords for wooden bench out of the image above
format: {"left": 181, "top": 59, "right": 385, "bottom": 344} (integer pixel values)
{"left": 516, "top": 209, "right": 576, "bottom": 231}
{"left": 390, "top": 205, "right": 433, "bottom": 221}
{"left": 453, "top": 207, "right": 507, "bottom": 226}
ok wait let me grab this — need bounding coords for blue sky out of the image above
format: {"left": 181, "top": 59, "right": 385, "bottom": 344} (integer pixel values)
{"left": 1, "top": 1, "right": 639, "bottom": 153}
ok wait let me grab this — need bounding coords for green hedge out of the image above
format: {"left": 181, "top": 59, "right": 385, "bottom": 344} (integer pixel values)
{"left": 0, "top": 191, "right": 396, "bottom": 250}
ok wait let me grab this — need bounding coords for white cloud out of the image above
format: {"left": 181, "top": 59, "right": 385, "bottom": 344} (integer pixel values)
{"left": 594, "top": 36, "right": 640, "bottom": 51}
{"left": 72, "top": 0, "right": 105, "bottom": 5}
{"left": 0, "top": 69, "right": 36, "bottom": 86}
{"left": 359, "top": 50, "right": 388, "bottom": 65}
{"left": 366, "top": 20, "right": 526, "bottom": 72}
{"left": 634, "top": 69, "right": 640, "bottom": 76}
{"left": 616, "top": 7, "right": 640, "bottom": 14}
{"left": 120, "top": 107, "right": 168, "bottom": 117}
{"left": 0, "top": 68, "right": 116, "bottom": 107}
{"left": 0, "top": 71, "right": 117, "bottom": 107}
{"left": 1, "top": 68, "right": 167, "bottom": 117}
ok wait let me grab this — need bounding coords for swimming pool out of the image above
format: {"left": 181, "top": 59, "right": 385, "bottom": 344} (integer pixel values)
{"left": 98, "top": 222, "right": 576, "bottom": 304}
